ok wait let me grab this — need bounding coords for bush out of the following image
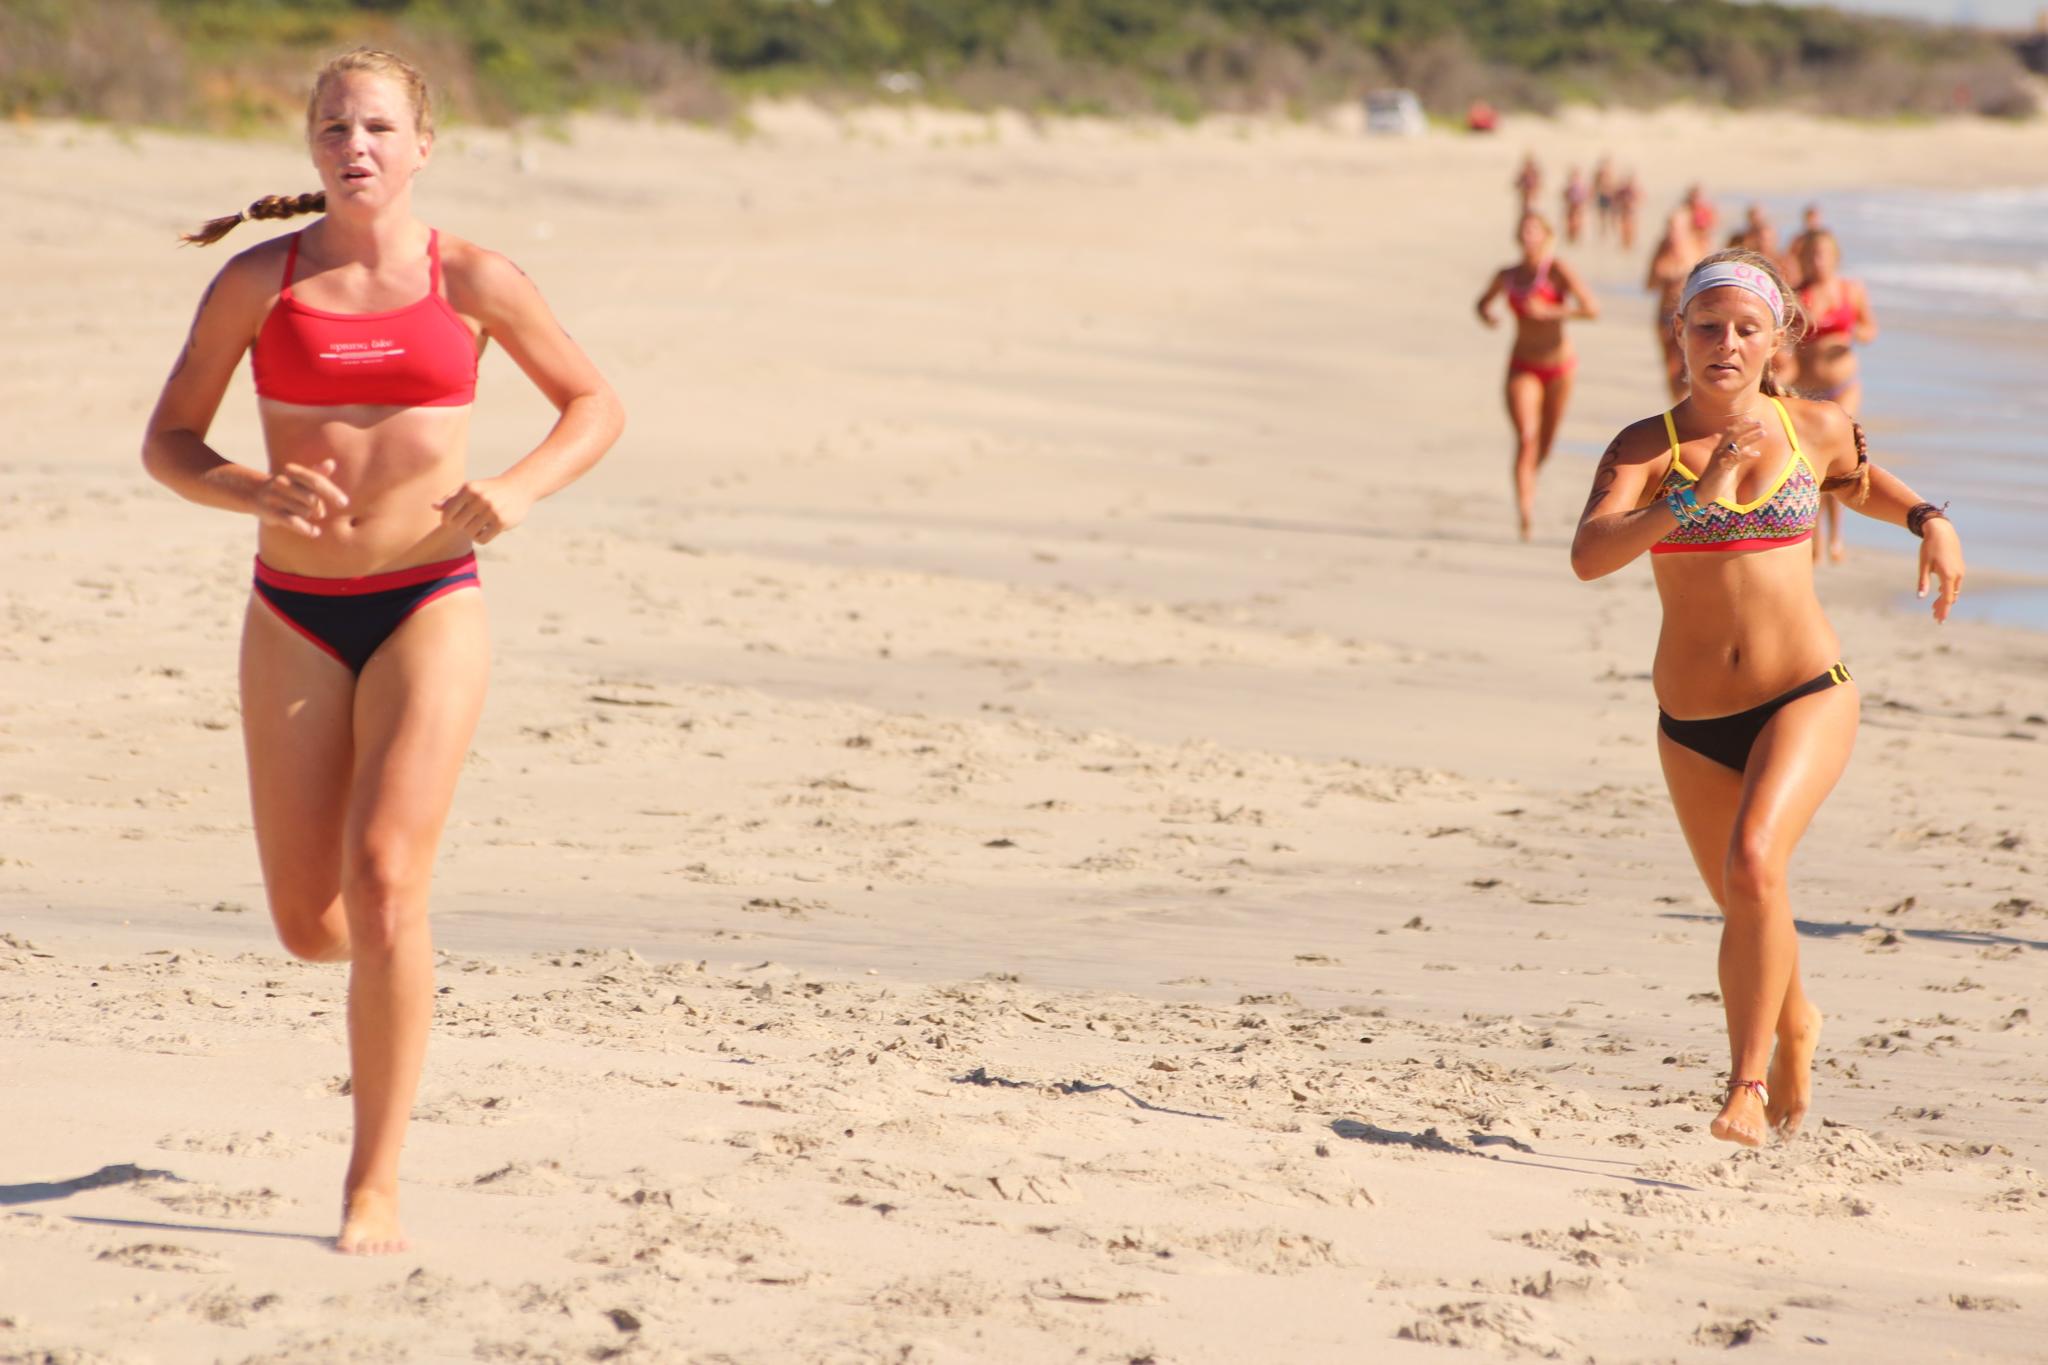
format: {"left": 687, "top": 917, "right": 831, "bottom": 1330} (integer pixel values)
{"left": 0, "top": 1, "right": 2034, "bottom": 128}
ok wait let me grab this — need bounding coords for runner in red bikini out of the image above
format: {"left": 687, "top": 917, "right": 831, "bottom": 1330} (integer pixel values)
{"left": 1476, "top": 211, "right": 1600, "bottom": 539}
{"left": 1792, "top": 229, "right": 1878, "bottom": 563}
{"left": 142, "top": 48, "right": 624, "bottom": 1255}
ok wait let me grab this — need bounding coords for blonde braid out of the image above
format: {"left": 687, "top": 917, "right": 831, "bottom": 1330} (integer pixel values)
{"left": 181, "top": 191, "right": 327, "bottom": 247}
{"left": 180, "top": 47, "right": 430, "bottom": 248}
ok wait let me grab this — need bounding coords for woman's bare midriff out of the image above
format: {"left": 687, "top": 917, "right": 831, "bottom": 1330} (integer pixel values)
{"left": 256, "top": 399, "right": 473, "bottom": 575}
{"left": 1510, "top": 316, "right": 1570, "bottom": 368}
{"left": 1651, "top": 544, "right": 1841, "bottom": 719}
{"left": 1797, "top": 342, "right": 1856, "bottom": 392}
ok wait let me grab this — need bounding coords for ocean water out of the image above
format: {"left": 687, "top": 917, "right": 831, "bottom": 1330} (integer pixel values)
{"left": 1747, "top": 186, "right": 2048, "bottom": 628}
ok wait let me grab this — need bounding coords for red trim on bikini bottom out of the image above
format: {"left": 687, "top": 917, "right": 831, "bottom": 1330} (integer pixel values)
{"left": 252, "top": 590, "right": 350, "bottom": 668}
{"left": 399, "top": 578, "right": 480, "bottom": 621}
{"left": 251, "top": 552, "right": 480, "bottom": 596}
{"left": 355, "top": 577, "right": 483, "bottom": 672}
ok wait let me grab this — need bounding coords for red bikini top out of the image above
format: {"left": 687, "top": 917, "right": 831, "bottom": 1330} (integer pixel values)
{"left": 252, "top": 230, "right": 477, "bottom": 408}
{"left": 1800, "top": 281, "right": 1859, "bottom": 340}
{"left": 1506, "top": 260, "right": 1563, "bottom": 318}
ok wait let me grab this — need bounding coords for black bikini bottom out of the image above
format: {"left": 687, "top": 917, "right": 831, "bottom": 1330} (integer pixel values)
{"left": 253, "top": 553, "right": 480, "bottom": 675}
{"left": 1658, "top": 663, "right": 1852, "bottom": 773}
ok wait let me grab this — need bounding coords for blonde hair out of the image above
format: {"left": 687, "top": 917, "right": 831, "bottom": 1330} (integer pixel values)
{"left": 1794, "top": 227, "right": 1839, "bottom": 269}
{"left": 1677, "top": 247, "right": 1807, "bottom": 398}
{"left": 181, "top": 48, "right": 433, "bottom": 247}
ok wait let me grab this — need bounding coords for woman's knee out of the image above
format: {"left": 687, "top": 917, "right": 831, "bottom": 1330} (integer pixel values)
{"left": 341, "top": 842, "right": 431, "bottom": 955}
{"left": 1722, "top": 831, "right": 1785, "bottom": 908}
{"left": 268, "top": 892, "right": 349, "bottom": 962}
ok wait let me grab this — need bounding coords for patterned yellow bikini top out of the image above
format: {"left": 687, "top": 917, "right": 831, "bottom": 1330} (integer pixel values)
{"left": 1653, "top": 397, "right": 1819, "bottom": 555}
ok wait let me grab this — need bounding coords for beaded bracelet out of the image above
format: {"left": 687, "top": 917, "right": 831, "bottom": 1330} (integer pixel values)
{"left": 1906, "top": 501, "right": 1950, "bottom": 538}
{"left": 1666, "top": 485, "right": 1710, "bottom": 528}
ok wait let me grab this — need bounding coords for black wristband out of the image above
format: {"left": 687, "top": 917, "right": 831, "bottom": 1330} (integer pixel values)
{"left": 1906, "top": 501, "right": 1950, "bottom": 538}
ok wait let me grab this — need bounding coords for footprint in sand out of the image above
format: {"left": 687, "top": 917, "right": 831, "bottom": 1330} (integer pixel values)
{"left": 96, "top": 1242, "right": 224, "bottom": 1273}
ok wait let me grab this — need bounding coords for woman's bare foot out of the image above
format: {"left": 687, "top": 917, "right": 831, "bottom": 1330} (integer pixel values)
{"left": 1828, "top": 539, "right": 1847, "bottom": 563}
{"left": 1766, "top": 1004, "right": 1824, "bottom": 1137}
{"left": 337, "top": 1187, "right": 410, "bottom": 1256}
{"left": 1710, "top": 1080, "right": 1769, "bottom": 1148}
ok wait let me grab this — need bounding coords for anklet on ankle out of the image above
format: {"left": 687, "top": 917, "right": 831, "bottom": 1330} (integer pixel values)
{"left": 1728, "top": 1077, "right": 1770, "bottom": 1107}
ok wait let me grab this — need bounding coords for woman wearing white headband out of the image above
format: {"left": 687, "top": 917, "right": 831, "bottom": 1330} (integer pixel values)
{"left": 1569, "top": 249, "right": 1964, "bottom": 1148}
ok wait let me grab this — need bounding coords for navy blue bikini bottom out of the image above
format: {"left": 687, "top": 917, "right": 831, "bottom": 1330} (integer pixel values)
{"left": 253, "top": 553, "right": 480, "bottom": 674}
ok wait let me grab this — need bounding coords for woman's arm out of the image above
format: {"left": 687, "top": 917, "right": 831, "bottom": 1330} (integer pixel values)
{"left": 1475, "top": 269, "right": 1506, "bottom": 328}
{"left": 1643, "top": 244, "right": 1671, "bottom": 293}
{"left": 1570, "top": 421, "right": 1678, "bottom": 580}
{"left": 1803, "top": 399, "right": 1963, "bottom": 621}
{"left": 1852, "top": 279, "right": 1879, "bottom": 344}
{"left": 141, "top": 251, "right": 347, "bottom": 537}
{"left": 436, "top": 248, "right": 626, "bottom": 544}
{"left": 1554, "top": 259, "right": 1600, "bottom": 321}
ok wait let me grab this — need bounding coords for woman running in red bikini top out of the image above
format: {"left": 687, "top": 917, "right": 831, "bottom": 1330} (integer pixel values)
{"left": 1475, "top": 210, "right": 1600, "bottom": 539}
{"left": 1791, "top": 228, "right": 1878, "bottom": 564}
{"left": 140, "top": 46, "right": 624, "bottom": 1258}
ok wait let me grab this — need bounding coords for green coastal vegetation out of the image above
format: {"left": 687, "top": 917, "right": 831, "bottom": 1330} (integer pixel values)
{"left": 2, "top": 0, "right": 2038, "bottom": 129}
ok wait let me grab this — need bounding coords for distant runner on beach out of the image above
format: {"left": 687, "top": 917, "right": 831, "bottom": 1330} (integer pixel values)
{"left": 1646, "top": 207, "right": 1706, "bottom": 400}
{"left": 1785, "top": 203, "right": 1828, "bottom": 282}
{"left": 1562, "top": 165, "right": 1590, "bottom": 244}
{"left": 1514, "top": 152, "right": 1543, "bottom": 214}
{"left": 1793, "top": 229, "right": 1879, "bottom": 563}
{"left": 1593, "top": 157, "right": 1619, "bottom": 242}
{"left": 1571, "top": 249, "right": 1963, "bottom": 1149}
{"left": 1613, "top": 169, "right": 1641, "bottom": 251}
{"left": 1476, "top": 210, "right": 1600, "bottom": 539}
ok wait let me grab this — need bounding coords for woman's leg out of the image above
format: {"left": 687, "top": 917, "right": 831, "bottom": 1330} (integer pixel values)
{"left": 1505, "top": 369, "right": 1544, "bottom": 540}
{"left": 1535, "top": 367, "right": 1574, "bottom": 469}
{"left": 241, "top": 599, "right": 354, "bottom": 962}
{"left": 1660, "top": 728, "right": 1821, "bottom": 1140}
{"left": 336, "top": 591, "right": 490, "bottom": 1255}
{"left": 1710, "top": 684, "right": 1858, "bottom": 1145}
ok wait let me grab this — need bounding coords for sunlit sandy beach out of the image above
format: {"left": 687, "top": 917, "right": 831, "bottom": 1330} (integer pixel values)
{"left": 3, "top": 101, "right": 2046, "bottom": 1362}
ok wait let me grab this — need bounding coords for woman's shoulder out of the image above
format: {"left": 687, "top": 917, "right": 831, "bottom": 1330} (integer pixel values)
{"left": 1776, "top": 393, "right": 1854, "bottom": 449}
{"left": 194, "top": 234, "right": 294, "bottom": 317}
{"left": 437, "top": 232, "right": 545, "bottom": 314}
{"left": 195, "top": 231, "right": 290, "bottom": 285}
{"left": 1607, "top": 412, "right": 1676, "bottom": 462}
